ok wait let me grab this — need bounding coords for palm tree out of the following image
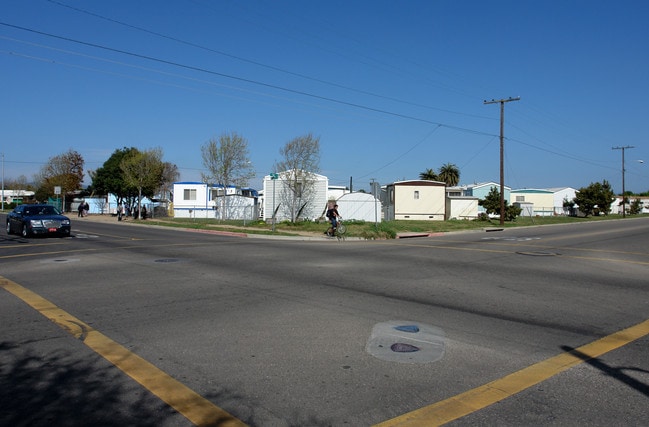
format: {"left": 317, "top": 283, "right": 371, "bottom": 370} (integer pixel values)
{"left": 419, "top": 168, "right": 438, "bottom": 181}
{"left": 437, "top": 163, "right": 460, "bottom": 186}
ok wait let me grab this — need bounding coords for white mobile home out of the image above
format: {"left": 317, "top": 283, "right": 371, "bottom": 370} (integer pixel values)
{"left": 2, "top": 189, "right": 36, "bottom": 204}
{"left": 445, "top": 196, "right": 479, "bottom": 220}
{"left": 335, "top": 192, "right": 382, "bottom": 222}
{"left": 262, "top": 171, "right": 328, "bottom": 222}
{"left": 546, "top": 187, "right": 578, "bottom": 215}
{"left": 172, "top": 182, "right": 258, "bottom": 220}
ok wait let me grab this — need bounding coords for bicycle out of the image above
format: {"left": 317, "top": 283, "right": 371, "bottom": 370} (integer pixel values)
{"left": 326, "top": 218, "right": 346, "bottom": 241}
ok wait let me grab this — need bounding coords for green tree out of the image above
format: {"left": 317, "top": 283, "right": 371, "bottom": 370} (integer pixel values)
{"left": 121, "top": 148, "right": 165, "bottom": 218}
{"left": 629, "top": 198, "right": 643, "bottom": 215}
{"left": 419, "top": 168, "right": 438, "bottom": 181}
{"left": 563, "top": 197, "right": 576, "bottom": 216}
{"left": 437, "top": 163, "right": 460, "bottom": 186}
{"left": 90, "top": 147, "right": 141, "bottom": 211}
{"left": 274, "top": 133, "right": 321, "bottom": 222}
{"left": 478, "top": 186, "right": 521, "bottom": 221}
{"left": 573, "top": 180, "right": 616, "bottom": 216}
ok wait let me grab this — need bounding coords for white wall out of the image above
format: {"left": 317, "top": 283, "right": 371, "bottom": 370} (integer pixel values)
{"left": 445, "top": 197, "right": 478, "bottom": 220}
{"left": 336, "top": 192, "right": 382, "bottom": 222}
{"left": 262, "top": 172, "right": 328, "bottom": 221}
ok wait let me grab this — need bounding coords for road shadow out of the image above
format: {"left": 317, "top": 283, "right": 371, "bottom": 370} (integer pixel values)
{"left": 0, "top": 341, "right": 183, "bottom": 426}
{"left": 560, "top": 345, "right": 649, "bottom": 397}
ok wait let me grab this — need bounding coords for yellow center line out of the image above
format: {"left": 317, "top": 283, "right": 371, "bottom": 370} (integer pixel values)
{"left": 374, "top": 318, "right": 649, "bottom": 427}
{"left": 0, "top": 276, "right": 248, "bottom": 427}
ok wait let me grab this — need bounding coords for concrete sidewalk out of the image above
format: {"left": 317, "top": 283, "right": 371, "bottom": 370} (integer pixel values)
{"left": 77, "top": 214, "right": 331, "bottom": 240}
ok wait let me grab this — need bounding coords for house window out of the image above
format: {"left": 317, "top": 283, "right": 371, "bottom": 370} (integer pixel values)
{"left": 184, "top": 189, "right": 197, "bottom": 200}
{"left": 414, "top": 190, "right": 419, "bottom": 200}
{"left": 516, "top": 196, "right": 525, "bottom": 202}
{"left": 210, "top": 188, "right": 224, "bottom": 199}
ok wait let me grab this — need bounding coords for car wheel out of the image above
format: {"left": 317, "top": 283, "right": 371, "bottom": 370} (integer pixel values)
{"left": 21, "top": 224, "right": 30, "bottom": 238}
{"left": 5, "top": 221, "right": 11, "bottom": 235}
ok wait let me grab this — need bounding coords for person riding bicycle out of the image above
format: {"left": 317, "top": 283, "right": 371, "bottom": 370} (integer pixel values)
{"left": 325, "top": 204, "right": 340, "bottom": 236}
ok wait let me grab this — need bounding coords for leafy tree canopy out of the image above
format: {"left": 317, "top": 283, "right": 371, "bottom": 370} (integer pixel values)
{"left": 478, "top": 186, "right": 521, "bottom": 221}
{"left": 121, "top": 148, "right": 165, "bottom": 214}
{"left": 438, "top": 163, "right": 460, "bottom": 186}
{"left": 90, "top": 147, "right": 140, "bottom": 198}
{"left": 419, "top": 163, "right": 460, "bottom": 186}
{"left": 573, "top": 180, "right": 616, "bottom": 216}
{"left": 34, "top": 149, "right": 84, "bottom": 202}
{"left": 419, "top": 168, "right": 438, "bottom": 181}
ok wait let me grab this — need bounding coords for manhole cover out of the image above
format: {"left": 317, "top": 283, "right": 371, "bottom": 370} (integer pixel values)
{"left": 516, "top": 251, "right": 558, "bottom": 256}
{"left": 40, "top": 258, "right": 80, "bottom": 264}
{"left": 366, "top": 320, "right": 445, "bottom": 363}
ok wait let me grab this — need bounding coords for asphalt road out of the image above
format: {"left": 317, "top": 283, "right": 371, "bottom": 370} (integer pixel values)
{"left": 1, "top": 215, "right": 648, "bottom": 426}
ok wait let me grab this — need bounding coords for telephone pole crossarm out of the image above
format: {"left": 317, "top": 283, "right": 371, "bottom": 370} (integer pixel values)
{"left": 483, "top": 96, "right": 521, "bottom": 105}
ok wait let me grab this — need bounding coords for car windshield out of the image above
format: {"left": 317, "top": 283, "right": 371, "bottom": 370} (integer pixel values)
{"left": 25, "top": 206, "right": 59, "bottom": 216}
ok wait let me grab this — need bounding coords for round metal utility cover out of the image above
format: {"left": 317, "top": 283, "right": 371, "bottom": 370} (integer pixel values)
{"left": 366, "top": 320, "right": 445, "bottom": 363}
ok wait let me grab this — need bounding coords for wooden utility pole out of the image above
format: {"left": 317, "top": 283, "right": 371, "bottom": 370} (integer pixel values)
{"left": 484, "top": 97, "right": 520, "bottom": 225}
{"left": 612, "top": 145, "right": 634, "bottom": 218}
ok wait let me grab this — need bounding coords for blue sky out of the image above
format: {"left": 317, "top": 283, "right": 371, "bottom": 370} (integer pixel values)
{"left": 2, "top": 0, "right": 648, "bottom": 193}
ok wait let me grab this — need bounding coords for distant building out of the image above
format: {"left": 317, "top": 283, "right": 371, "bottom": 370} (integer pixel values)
{"left": 511, "top": 189, "right": 554, "bottom": 216}
{"left": 327, "top": 185, "right": 348, "bottom": 201}
{"left": 261, "top": 171, "right": 328, "bottom": 222}
{"left": 546, "top": 187, "right": 578, "bottom": 215}
{"left": 464, "top": 182, "right": 511, "bottom": 202}
{"left": 335, "top": 192, "right": 382, "bottom": 222}
{"left": 172, "top": 182, "right": 258, "bottom": 220}
{"left": 612, "top": 196, "right": 649, "bottom": 215}
{"left": 445, "top": 196, "right": 479, "bottom": 220}
{"left": 2, "top": 189, "right": 36, "bottom": 204}
{"left": 385, "top": 180, "right": 446, "bottom": 221}
{"left": 463, "top": 182, "right": 511, "bottom": 216}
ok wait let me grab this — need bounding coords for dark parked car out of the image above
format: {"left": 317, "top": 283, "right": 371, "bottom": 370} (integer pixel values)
{"left": 6, "top": 204, "right": 71, "bottom": 237}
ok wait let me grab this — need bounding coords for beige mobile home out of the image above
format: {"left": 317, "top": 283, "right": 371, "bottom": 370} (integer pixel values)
{"left": 511, "top": 189, "right": 554, "bottom": 216}
{"left": 386, "top": 180, "right": 446, "bottom": 221}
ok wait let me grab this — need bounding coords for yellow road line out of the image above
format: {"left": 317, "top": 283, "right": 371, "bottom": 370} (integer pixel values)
{"left": 374, "top": 318, "right": 649, "bottom": 427}
{"left": 0, "top": 276, "right": 247, "bottom": 427}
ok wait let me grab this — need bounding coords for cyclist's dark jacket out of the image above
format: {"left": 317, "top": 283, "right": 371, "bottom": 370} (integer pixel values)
{"left": 326, "top": 208, "right": 338, "bottom": 220}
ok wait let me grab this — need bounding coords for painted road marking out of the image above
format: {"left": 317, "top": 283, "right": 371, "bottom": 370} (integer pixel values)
{"left": 4, "top": 272, "right": 648, "bottom": 427}
{"left": 374, "top": 318, "right": 649, "bottom": 427}
{"left": 0, "top": 276, "right": 247, "bottom": 427}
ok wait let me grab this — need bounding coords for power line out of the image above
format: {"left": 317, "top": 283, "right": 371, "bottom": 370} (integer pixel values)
{"left": 0, "top": 21, "right": 498, "bottom": 137}
{"left": 46, "top": 0, "right": 491, "bottom": 121}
